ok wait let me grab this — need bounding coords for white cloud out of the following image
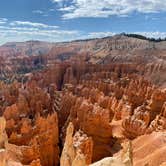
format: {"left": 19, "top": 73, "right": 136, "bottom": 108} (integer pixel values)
{"left": 0, "top": 28, "right": 80, "bottom": 45}
{"left": 0, "top": 17, "right": 166, "bottom": 45}
{"left": 88, "top": 32, "right": 117, "bottom": 38}
{"left": 52, "top": 0, "right": 64, "bottom": 2}
{"left": 0, "top": 20, "right": 81, "bottom": 45}
{"left": 32, "top": 10, "right": 44, "bottom": 14}
{"left": 10, "top": 21, "right": 59, "bottom": 29}
{"left": 51, "top": 0, "right": 66, "bottom": 7}
{"left": 0, "top": 22, "right": 166, "bottom": 45}
{"left": 0, "top": 18, "right": 8, "bottom": 24}
{"left": 59, "top": 6, "right": 75, "bottom": 12}
{"left": 135, "top": 32, "right": 166, "bottom": 39}
{"left": 51, "top": 0, "right": 166, "bottom": 19}
{"left": 49, "top": 9, "right": 55, "bottom": 12}
{"left": 0, "top": 26, "right": 38, "bottom": 31}
{"left": 0, "top": 21, "right": 6, "bottom": 24}
{"left": 0, "top": 18, "right": 8, "bottom": 21}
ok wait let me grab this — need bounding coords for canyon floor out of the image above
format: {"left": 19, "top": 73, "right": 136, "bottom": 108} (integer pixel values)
{"left": 0, "top": 34, "right": 166, "bottom": 166}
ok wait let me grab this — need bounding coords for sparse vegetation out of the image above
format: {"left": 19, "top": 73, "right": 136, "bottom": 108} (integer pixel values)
{"left": 124, "top": 33, "right": 166, "bottom": 42}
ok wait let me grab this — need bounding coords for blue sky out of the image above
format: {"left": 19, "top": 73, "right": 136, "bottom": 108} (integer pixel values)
{"left": 0, "top": 0, "right": 166, "bottom": 45}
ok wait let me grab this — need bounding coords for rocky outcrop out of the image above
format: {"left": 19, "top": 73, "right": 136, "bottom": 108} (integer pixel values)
{"left": 122, "top": 89, "right": 166, "bottom": 138}
{"left": 122, "top": 105, "right": 150, "bottom": 138}
{"left": 0, "top": 82, "right": 60, "bottom": 166}
{"left": 148, "top": 102, "right": 166, "bottom": 132}
{"left": 63, "top": 67, "right": 77, "bottom": 85}
{"left": 132, "top": 132, "right": 166, "bottom": 166}
{"left": 0, "top": 113, "right": 59, "bottom": 166}
{"left": 90, "top": 141, "right": 132, "bottom": 166}
{"left": 60, "top": 122, "right": 93, "bottom": 166}
{"left": 0, "top": 149, "right": 7, "bottom": 166}
{"left": 0, "top": 117, "right": 7, "bottom": 166}
{"left": 62, "top": 98, "right": 114, "bottom": 162}
{"left": 0, "top": 117, "right": 7, "bottom": 148}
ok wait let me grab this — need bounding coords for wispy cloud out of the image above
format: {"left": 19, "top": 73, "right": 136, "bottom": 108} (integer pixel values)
{"left": 51, "top": 0, "right": 64, "bottom": 2}
{"left": 135, "top": 32, "right": 166, "bottom": 39}
{"left": 0, "top": 18, "right": 8, "bottom": 21}
{"left": 0, "top": 18, "right": 8, "bottom": 24}
{"left": 0, "top": 20, "right": 81, "bottom": 45}
{"left": 0, "top": 17, "right": 166, "bottom": 45}
{"left": 10, "top": 21, "right": 59, "bottom": 29}
{"left": 32, "top": 10, "right": 44, "bottom": 14}
{"left": 88, "top": 32, "right": 117, "bottom": 38}
{"left": 49, "top": 9, "right": 55, "bottom": 12}
{"left": 33, "top": 9, "right": 51, "bottom": 17}
{"left": 51, "top": 0, "right": 166, "bottom": 19}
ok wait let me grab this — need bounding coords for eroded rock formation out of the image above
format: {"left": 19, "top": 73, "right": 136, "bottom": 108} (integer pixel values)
{"left": 90, "top": 141, "right": 132, "bottom": 166}
{"left": 60, "top": 122, "right": 93, "bottom": 166}
{"left": 0, "top": 36, "right": 166, "bottom": 166}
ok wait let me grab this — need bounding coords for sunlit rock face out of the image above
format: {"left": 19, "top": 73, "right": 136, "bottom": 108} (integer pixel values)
{"left": 0, "top": 35, "right": 166, "bottom": 166}
{"left": 0, "top": 117, "right": 7, "bottom": 166}
{"left": 122, "top": 89, "right": 166, "bottom": 139}
{"left": 0, "top": 114, "right": 59, "bottom": 166}
{"left": 132, "top": 132, "right": 166, "bottom": 166}
{"left": 0, "top": 63, "right": 166, "bottom": 166}
{"left": 60, "top": 122, "right": 93, "bottom": 166}
{"left": 0, "top": 81, "right": 60, "bottom": 166}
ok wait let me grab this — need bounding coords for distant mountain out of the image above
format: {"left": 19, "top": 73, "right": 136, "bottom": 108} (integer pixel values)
{"left": 1, "top": 34, "right": 166, "bottom": 61}
{"left": 47, "top": 34, "right": 166, "bottom": 64}
{"left": 0, "top": 40, "right": 54, "bottom": 57}
{"left": 47, "top": 34, "right": 166, "bottom": 87}
{"left": 0, "top": 34, "right": 166, "bottom": 87}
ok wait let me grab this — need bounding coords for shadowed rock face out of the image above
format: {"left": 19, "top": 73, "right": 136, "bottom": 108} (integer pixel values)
{"left": 0, "top": 35, "right": 166, "bottom": 166}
